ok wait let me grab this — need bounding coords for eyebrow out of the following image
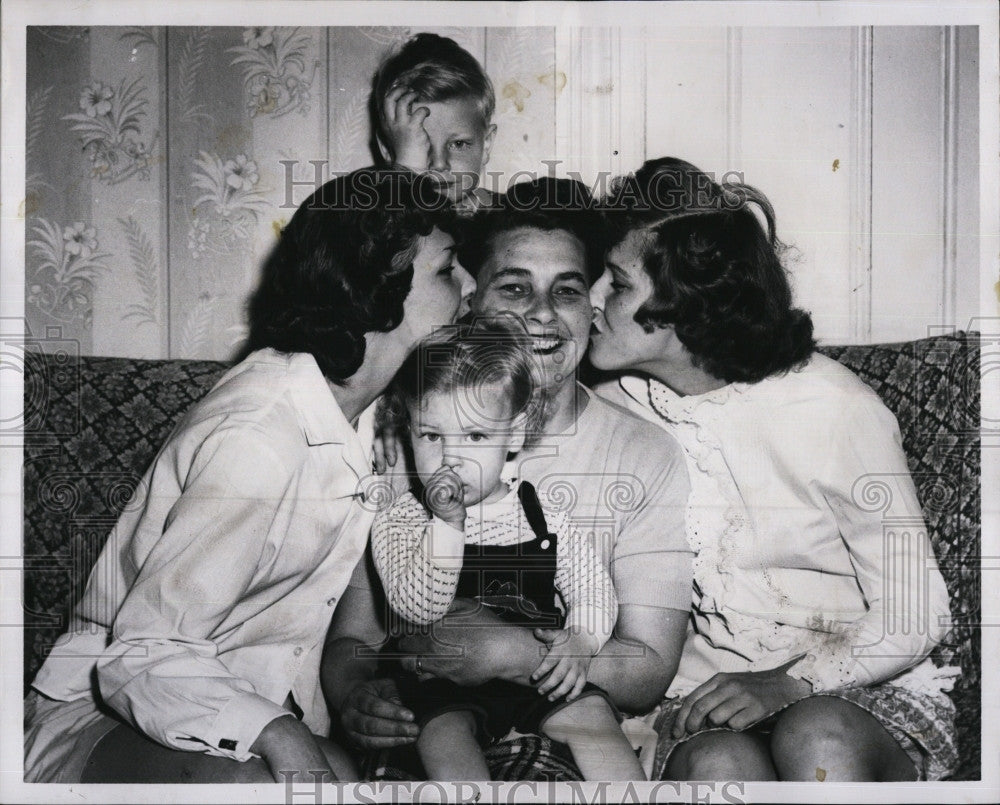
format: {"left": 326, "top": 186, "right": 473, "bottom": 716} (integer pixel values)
{"left": 433, "top": 244, "right": 456, "bottom": 259}
{"left": 488, "top": 267, "right": 587, "bottom": 283}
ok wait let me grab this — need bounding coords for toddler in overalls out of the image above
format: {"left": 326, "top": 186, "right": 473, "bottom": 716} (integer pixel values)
{"left": 371, "top": 317, "right": 643, "bottom": 780}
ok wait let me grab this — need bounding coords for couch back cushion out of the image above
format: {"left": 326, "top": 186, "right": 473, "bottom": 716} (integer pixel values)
{"left": 21, "top": 333, "right": 981, "bottom": 779}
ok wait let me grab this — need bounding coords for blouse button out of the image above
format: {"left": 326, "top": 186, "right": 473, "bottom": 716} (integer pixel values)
{"left": 540, "top": 539, "right": 550, "bottom": 550}
{"left": 293, "top": 646, "right": 304, "bottom": 657}
{"left": 327, "top": 597, "right": 337, "bottom": 607}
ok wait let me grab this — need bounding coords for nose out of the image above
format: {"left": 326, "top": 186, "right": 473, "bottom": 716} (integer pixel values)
{"left": 457, "top": 261, "right": 476, "bottom": 299}
{"left": 441, "top": 447, "right": 462, "bottom": 470}
{"left": 429, "top": 143, "right": 450, "bottom": 173}
{"left": 591, "top": 269, "right": 612, "bottom": 307}
{"left": 524, "top": 292, "right": 558, "bottom": 326}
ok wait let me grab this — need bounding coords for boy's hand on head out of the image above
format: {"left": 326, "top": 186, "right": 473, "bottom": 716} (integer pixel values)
{"left": 424, "top": 466, "right": 466, "bottom": 529}
{"left": 382, "top": 85, "right": 431, "bottom": 173}
{"left": 531, "top": 627, "right": 601, "bottom": 703}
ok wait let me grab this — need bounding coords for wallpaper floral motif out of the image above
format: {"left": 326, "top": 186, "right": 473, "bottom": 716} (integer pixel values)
{"left": 25, "top": 26, "right": 557, "bottom": 359}
{"left": 27, "top": 219, "right": 110, "bottom": 328}
{"left": 63, "top": 77, "right": 156, "bottom": 185}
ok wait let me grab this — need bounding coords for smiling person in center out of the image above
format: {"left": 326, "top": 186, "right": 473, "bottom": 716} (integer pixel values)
{"left": 322, "top": 178, "right": 693, "bottom": 780}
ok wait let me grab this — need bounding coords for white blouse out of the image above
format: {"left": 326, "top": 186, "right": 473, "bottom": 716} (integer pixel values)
{"left": 596, "top": 353, "right": 956, "bottom": 698}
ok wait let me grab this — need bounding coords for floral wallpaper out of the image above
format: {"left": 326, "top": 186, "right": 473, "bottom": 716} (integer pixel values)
{"left": 25, "top": 26, "right": 557, "bottom": 359}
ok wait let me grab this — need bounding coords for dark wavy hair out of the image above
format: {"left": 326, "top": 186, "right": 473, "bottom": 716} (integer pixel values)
{"left": 603, "top": 157, "right": 815, "bottom": 383}
{"left": 247, "top": 169, "right": 456, "bottom": 384}
{"left": 371, "top": 32, "right": 495, "bottom": 164}
{"left": 458, "top": 177, "right": 605, "bottom": 285}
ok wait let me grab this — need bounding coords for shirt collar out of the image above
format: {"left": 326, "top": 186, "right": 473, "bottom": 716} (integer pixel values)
{"left": 259, "top": 349, "right": 375, "bottom": 476}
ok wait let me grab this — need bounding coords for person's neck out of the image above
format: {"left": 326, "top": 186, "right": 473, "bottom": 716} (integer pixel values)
{"left": 646, "top": 354, "right": 728, "bottom": 397}
{"left": 542, "top": 380, "right": 588, "bottom": 435}
{"left": 326, "top": 331, "right": 411, "bottom": 423}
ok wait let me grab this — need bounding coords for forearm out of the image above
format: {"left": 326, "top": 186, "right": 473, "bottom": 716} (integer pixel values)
{"left": 322, "top": 635, "right": 380, "bottom": 716}
{"left": 586, "top": 604, "right": 688, "bottom": 714}
{"left": 372, "top": 514, "right": 465, "bottom": 626}
{"left": 586, "top": 636, "right": 674, "bottom": 713}
{"left": 251, "top": 713, "right": 333, "bottom": 781}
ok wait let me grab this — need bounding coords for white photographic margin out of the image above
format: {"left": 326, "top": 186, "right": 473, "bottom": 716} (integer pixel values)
{"left": 1, "top": 1, "right": 997, "bottom": 803}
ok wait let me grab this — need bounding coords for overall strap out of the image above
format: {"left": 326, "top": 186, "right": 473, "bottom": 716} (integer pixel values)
{"left": 517, "top": 481, "right": 553, "bottom": 540}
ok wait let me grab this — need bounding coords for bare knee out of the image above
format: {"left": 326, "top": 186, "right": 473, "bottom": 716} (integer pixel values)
{"left": 665, "top": 730, "right": 776, "bottom": 781}
{"left": 770, "top": 696, "right": 913, "bottom": 782}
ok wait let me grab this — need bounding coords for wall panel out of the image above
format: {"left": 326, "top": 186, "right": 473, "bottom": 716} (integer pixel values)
{"left": 24, "top": 25, "right": 982, "bottom": 358}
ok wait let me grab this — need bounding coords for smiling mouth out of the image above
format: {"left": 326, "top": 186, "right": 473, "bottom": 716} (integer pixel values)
{"left": 530, "top": 335, "right": 565, "bottom": 355}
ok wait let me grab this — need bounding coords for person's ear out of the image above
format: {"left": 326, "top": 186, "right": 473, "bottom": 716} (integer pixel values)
{"left": 481, "top": 122, "right": 497, "bottom": 168}
{"left": 376, "top": 133, "right": 393, "bottom": 165}
{"left": 506, "top": 412, "right": 528, "bottom": 455}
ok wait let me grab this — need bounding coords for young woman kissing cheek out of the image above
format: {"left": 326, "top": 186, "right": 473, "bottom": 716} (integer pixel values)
{"left": 399, "top": 226, "right": 477, "bottom": 342}
{"left": 590, "top": 229, "right": 677, "bottom": 376}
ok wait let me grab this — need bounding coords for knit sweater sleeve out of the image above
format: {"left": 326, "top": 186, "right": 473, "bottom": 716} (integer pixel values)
{"left": 370, "top": 492, "right": 466, "bottom": 626}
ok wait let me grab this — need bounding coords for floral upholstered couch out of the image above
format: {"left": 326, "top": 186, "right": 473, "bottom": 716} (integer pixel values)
{"left": 21, "top": 333, "right": 982, "bottom": 781}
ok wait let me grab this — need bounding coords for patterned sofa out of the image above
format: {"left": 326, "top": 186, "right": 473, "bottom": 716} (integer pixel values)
{"left": 21, "top": 333, "right": 981, "bottom": 781}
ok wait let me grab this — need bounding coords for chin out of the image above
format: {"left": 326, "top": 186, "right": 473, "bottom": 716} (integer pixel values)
{"left": 587, "top": 346, "right": 616, "bottom": 372}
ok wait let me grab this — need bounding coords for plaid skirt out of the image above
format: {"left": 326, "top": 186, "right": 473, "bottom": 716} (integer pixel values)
{"left": 652, "top": 681, "right": 958, "bottom": 781}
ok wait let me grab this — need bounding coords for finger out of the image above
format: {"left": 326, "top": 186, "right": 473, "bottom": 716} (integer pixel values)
{"left": 533, "top": 627, "right": 561, "bottom": 646}
{"left": 537, "top": 659, "right": 570, "bottom": 696}
{"left": 357, "top": 689, "right": 414, "bottom": 722}
{"left": 531, "top": 653, "right": 559, "bottom": 683}
{"left": 373, "top": 439, "right": 386, "bottom": 475}
{"left": 429, "top": 466, "right": 461, "bottom": 494}
{"left": 684, "top": 687, "right": 734, "bottom": 735}
{"left": 397, "top": 90, "right": 419, "bottom": 118}
{"left": 567, "top": 674, "right": 587, "bottom": 702}
{"left": 351, "top": 713, "right": 420, "bottom": 742}
{"left": 351, "top": 732, "right": 418, "bottom": 750}
{"left": 726, "top": 703, "right": 764, "bottom": 732}
{"left": 672, "top": 677, "right": 721, "bottom": 738}
{"left": 384, "top": 86, "right": 406, "bottom": 122}
{"left": 384, "top": 432, "right": 398, "bottom": 468}
{"left": 705, "top": 696, "right": 748, "bottom": 728}
{"left": 411, "top": 105, "right": 430, "bottom": 126}
{"left": 547, "top": 667, "right": 580, "bottom": 702}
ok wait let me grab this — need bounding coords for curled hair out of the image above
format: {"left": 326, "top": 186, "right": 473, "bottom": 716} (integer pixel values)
{"left": 371, "top": 32, "right": 495, "bottom": 162}
{"left": 603, "top": 157, "right": 815, "bottom": 383}
{"left": 247, "top": 169, "right": 456, "bottom": 383}
{"left": 458, "top": 177, "right": 606, "bottom": 285}
{"left": 380, "top": 315, "right": 547, "bottom": 448}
